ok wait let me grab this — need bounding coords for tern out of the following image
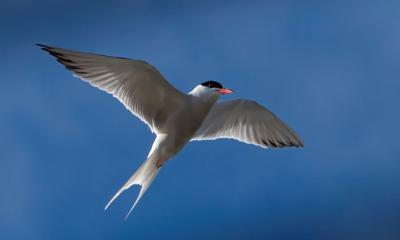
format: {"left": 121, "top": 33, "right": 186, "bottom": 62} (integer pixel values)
{"left": 38, "top": 44, "right": 304, "bottom": 217}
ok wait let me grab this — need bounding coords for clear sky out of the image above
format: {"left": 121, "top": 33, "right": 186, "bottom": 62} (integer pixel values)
{"left": 1, "top": 0, "right": 400, "bottom": 239}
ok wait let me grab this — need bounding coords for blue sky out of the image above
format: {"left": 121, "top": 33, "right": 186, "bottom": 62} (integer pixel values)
{"left": 1, "top": 0, "right": 400, "bottom": 239}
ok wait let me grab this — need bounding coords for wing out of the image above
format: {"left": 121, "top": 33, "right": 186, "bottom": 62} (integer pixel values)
{"left": 38, "top": 44, "right": 185, "bottom": 133}
{"left": 191, "top": 99, "right": 304, "bottom": 148}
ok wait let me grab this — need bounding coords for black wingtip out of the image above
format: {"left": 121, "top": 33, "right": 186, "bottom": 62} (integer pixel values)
{"left": 296, "top": 137, "right": 305, "bottom": 148}
{"left": 261, "top": 138, "right": 304, "bottom": 148}
{"left": 36, "top": 43, "right": 47, "bottom": 48}
{"left": 36, "top": 43, "right": 52, "bottom": 52}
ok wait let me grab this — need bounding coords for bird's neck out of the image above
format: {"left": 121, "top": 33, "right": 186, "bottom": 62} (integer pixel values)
{"left": 188, "top": 90, "right": 219, "bottom": 105}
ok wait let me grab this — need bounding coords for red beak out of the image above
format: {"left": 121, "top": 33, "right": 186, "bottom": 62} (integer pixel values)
{"left": 218, "top": 88, "right": 233, "bottom": 94}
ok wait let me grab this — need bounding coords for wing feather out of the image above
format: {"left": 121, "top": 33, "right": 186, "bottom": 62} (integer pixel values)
{"left": 192, "top": 99, "right": 304, "bottom": 148}
{"left": 38, "top": 44, "right": 185, "bottom": 133}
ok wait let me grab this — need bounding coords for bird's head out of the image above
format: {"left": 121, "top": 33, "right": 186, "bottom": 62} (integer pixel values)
{"left": 189, "top": 80, "right": 233, "bottom": 99}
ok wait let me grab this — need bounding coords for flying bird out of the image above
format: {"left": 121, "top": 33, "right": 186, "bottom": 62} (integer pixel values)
{"left": 38, "top": 44, "right": 304, "bottom": 217}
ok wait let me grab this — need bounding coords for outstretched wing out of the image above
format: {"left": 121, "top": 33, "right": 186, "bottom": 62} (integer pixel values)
{"left": 38, "top": 44, "right": 185, "bottom": 133}
{"left": 191, "top": 99, "right": 304, "bottom": 148}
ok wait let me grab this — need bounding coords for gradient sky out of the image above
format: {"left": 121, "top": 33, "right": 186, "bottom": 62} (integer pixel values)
{"left": 1, "top": 0, "right": 400, "bottom": 239}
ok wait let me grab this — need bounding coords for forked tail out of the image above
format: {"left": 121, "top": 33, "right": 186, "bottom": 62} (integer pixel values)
{"left": 104, "top": 154, "right": 159, "bottom": 218}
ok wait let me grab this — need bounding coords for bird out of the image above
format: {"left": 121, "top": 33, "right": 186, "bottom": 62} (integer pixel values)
{"left": 37, "top": 44, "right": 304, "bottom": 218}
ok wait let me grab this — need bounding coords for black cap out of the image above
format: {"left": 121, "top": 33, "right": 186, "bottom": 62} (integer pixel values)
{"left": 201, "top": 81, "right": 223, "bottom": 89}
